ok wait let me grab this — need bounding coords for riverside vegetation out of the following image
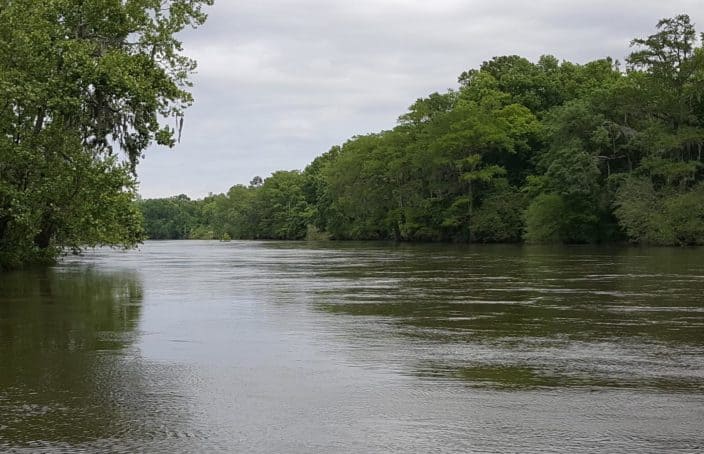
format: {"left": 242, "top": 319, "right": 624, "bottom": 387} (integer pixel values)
{"left": 0, "top": 0, "right": 212, "bottom": 269}
{"left": 1, "top": 12, "right": 703, "bottom": 270}
{"left": 141, "top": 15, "right": 704, "bottom": 246}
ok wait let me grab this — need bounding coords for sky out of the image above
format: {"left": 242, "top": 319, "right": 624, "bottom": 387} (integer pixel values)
{"left": 136, "top": 0, "right": 704, "bottom": 199}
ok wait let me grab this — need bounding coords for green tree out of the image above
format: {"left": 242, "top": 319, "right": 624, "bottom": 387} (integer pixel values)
{"left": 139, "top": 195, "right": 198, "bottom": 239}
{"left": 254, "top": 171, "right": 311, "bottom": 240}
{"left": 0, "top": 0, "right": 212, "bottom": 268}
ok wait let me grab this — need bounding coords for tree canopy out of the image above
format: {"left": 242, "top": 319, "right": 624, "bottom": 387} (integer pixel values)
{"left": 141, "top": 15, "right": 704, "bottom": 247}
{"left": 0, "top": 0, "right": 212, "bottom": 268}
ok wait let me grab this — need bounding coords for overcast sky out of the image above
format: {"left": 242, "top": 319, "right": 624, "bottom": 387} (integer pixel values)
{"left": 136, "top": 0, "right": 704, "bottom": 199}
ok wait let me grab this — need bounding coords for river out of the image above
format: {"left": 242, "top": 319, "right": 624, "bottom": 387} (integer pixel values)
{"left": 1, "top": 241, "right": 703, "bottom": 452}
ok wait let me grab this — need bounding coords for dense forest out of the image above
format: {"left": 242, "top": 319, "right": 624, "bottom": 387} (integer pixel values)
{"left": 142, "top": 15, "right": 704, "bottom": 246}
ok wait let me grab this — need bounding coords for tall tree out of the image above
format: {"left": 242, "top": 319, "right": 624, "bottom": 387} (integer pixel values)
{"left": 0, "top": 0, "right": 212, "bottom": 268}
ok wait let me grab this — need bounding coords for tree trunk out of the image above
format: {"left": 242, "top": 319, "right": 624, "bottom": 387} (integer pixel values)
{"left": 33, "top": 213, "right": 54, "bottom": 249}
{"left": 34, "top": 227, "right": 53, "bottom": 249}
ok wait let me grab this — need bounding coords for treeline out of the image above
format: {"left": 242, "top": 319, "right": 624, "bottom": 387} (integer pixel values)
{"left": 141, "top": 15, "right": 704, "bottom": 245}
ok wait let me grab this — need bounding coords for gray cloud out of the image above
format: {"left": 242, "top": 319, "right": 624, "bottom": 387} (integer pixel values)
{"left": 137, "top": 0, "right": 704, "bottom": 198}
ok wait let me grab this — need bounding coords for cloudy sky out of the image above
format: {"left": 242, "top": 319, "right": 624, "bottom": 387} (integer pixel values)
{"left": 137, "top": 0, "right": 704, "bottom": 199}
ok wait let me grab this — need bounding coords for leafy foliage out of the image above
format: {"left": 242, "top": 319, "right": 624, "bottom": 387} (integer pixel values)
{"left": 142, "top": 15, "right": 704, "bottom": 247}
{"left": 0, "top": 0, "right": 211, "bottom": 269}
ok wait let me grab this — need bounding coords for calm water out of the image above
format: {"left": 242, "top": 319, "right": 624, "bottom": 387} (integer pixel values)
{"left": 1, "top": 241, "right": 703, "bottom": 453}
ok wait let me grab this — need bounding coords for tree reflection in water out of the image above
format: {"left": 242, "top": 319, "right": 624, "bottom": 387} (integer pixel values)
{"left": 0, "top": 267, "right": 144, "bottom": 447}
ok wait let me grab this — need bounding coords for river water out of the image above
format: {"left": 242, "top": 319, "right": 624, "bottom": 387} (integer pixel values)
{"left": 0, "top": 241, "right": 703, "bottom": 453}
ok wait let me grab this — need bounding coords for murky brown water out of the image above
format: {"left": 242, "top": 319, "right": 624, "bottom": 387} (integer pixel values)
{"left": 1, "top": 241, "right": 703, "bottom": 452}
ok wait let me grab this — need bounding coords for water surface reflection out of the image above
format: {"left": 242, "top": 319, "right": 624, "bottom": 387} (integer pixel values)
{"left": 311, "top": 245, "right": 704, "bottom": 391}
{"left": 0, "top": 242, "right": 702, "bottom": 453}
{"left": 0, "top": 267, "right": 201, "bottom": 452}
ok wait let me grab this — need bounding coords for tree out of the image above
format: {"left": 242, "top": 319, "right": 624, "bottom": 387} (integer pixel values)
{"left": 628, "top": 15, "right": 697, "bottom": 86}
{"left": 253, "top": 171, "right": 311, "bottom": 240}
{"left": 0, "top": 0, "right": 212, "bottom": 268}
{"left": 139, "top": 195, "right": 198, "bottom": 240}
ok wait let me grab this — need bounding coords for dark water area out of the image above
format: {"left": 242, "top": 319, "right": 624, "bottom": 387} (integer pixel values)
{"left": 1, "top": 241, "right": 703, "bottom": 453}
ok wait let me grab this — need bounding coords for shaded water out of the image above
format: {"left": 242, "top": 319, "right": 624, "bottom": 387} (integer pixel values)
{"left": 1, "top": 241, "right": 703, "bottom": 452}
